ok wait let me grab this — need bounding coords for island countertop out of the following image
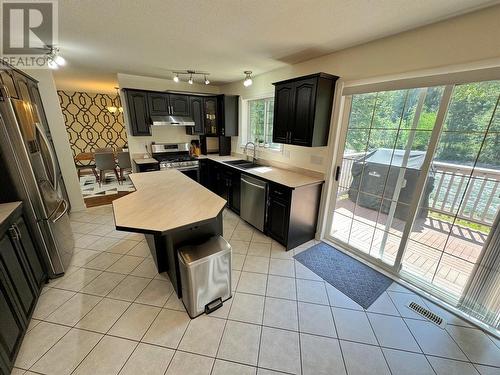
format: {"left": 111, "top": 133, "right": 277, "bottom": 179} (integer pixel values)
{"left": 112, "top": 170, "right": 226, "bottom": 234}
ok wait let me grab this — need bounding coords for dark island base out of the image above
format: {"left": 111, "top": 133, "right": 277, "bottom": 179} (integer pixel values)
{"left": 145, "top": 212, "right": 223, "bottom": 297}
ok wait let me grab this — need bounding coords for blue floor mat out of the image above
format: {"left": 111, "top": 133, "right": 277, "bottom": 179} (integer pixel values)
{"left": 294, "top": 242, "right": 393, "bottom": 309}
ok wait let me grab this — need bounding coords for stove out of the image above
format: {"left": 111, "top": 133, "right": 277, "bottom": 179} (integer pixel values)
{"left": 151, "top": 142, "right": 200, "bottom": 181}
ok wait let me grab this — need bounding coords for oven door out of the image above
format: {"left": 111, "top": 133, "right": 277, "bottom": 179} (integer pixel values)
{"left": 177, "top": 166, "right": 200, "bottom": 182}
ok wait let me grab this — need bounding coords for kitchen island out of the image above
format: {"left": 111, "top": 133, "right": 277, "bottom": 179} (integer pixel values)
{"left": 112, "top": 170, "right": 226, "bottom": 296}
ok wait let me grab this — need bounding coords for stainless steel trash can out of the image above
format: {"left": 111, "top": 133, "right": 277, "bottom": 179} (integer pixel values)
{"left": 178, "top": 235, "right": 232, "bottom": 318}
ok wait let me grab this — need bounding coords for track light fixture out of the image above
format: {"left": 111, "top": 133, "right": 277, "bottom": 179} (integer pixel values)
{"left": 243, "top": 71, "right": 253, "bottom": 87}
{"left": 47, "top": 46, "right": 66, "bottom": 69}
{"left": 171, "top": 70, "right": 210, "bottom": 85}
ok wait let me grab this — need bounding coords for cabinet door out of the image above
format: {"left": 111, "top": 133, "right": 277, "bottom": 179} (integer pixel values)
{"left": 126, "top": 91, "right": 151, "bottom": 136}
{"left": 203, "top": 97, "right": 218, "bottom": 135}
{"left": 290, "top": 78, "right": 317, "bottom": 146}
{"left": 230, "top": 172, "right": 241, "bottom": 214}
{"left": 273, "top": 83, "right": 294, "bottom": 144}
{"left": 0, "top": 233, "right": 37, "bottom": 318}
{"left": 0, "top": 70, "right": 19, "bottom": 99}
{"left": 186, "top": 96, "right": 204, "bottom": 135}
{"left": 15, "top": 218, "right": 45, "bottom": 288}
{"left": 199, "top": 160, "right": 209, "bottom": 187}
{"left": 0, "top": 274, "right": 25, "bottom": 370}
{"left": 147, "top": 92, "right": 170, "bottom": 116}
{"left": 267, "top": 198, "right": 289, "bottom": 245}
{"left": 169, "top": 94, "right": 190, "bottom": 116}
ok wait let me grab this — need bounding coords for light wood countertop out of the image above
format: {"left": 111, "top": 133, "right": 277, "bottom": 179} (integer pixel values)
{"left": 200, "top": 155, "right": 324, "bottom": 188}
{"left": 113, "top": 170, "right": 226, "bottom": 234}
{"left": 133, "top": 157, "right": 159, "bottom": 165}
{"left": 0, "top": 202, "right": 22, "bottom": 226}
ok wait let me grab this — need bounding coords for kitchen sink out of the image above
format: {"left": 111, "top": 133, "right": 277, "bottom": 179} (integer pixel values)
{"left": 223, "top": 159, "right": 249, "bottom": 165}
{"left": 222, "top": 160, "right": 264, "bottom": 170}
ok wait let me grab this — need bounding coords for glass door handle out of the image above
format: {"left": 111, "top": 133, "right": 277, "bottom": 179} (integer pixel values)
{"left": 34, "top": 121, "right": 57, "bottom": 191}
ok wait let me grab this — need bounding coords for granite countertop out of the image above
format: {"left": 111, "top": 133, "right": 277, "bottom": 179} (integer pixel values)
{"left": 112, "top": 170, "right": 226, "bottom": 234}
{"left": 133, "top": 157, "right": 159, "bottom": 165}
{"left": 199, "top": 155, "right": 324, "bottom": 188}
{"left": 0, "top": 202, "right": 22, "bottom": 226}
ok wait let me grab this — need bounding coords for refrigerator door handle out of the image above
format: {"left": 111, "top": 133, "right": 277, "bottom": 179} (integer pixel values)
{"left": 34, "top": 121, "right": 58, "bottom": 191}
{"left": 51, "top": 199, "right": 69, "bottom": 223}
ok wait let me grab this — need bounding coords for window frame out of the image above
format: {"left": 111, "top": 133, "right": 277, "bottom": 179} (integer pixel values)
{"left": 242, "top": 95, "right": 281, "bottom": 151}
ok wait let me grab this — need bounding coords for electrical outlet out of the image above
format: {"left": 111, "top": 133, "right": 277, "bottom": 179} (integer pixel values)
{"left": 310, "top": 155, "right": 323, "bottom": 165}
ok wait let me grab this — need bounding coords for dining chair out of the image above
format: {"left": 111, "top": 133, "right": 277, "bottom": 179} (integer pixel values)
{"left": 116, "top": 151, "right": 132, "bottom": 183}
{"left": 94, "top": 147, "right": 114, "bottom": 153}
{"left": 94, "top": 152, "right": 119, "bottom": 186}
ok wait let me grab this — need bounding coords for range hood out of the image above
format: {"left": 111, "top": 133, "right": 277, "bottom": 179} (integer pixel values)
{"left": 151, "top": 115, "right": 195, "bottom": 126}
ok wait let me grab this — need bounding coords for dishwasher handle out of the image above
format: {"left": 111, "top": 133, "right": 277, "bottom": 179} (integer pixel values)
{"left": 241, "top": 176, "right": 266, "bottom": 190}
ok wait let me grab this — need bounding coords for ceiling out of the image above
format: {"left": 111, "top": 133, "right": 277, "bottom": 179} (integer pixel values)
{"left": 54, "top": 0, "right": 498, "bottom": 91}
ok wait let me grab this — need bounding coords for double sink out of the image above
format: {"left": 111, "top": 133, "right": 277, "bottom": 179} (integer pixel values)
{"left": 223, "top": 159, "right": 264, "bottom": 170}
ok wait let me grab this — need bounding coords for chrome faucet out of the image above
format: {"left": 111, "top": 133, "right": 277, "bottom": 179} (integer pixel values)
{"left": 244, "top": 141, "right": 257, "bottom": 163}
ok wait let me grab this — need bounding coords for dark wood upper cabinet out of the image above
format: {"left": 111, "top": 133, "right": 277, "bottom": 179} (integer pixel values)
{"left": 169, "top": 94, "right": 190, "bottom": 116}
{"left": 147, "top": 92, "right": 169, "bottom": 116}
{"left": 125, "top": 90, "right": 151, "bottom": 136}
{"left": 186, "top": 96, "right": 204, "bottom": 135}
{"left": 272, "top": 73, "right": 338, "bottom": 147}
{"left": 217, "top": 95, "right": 239, "bottom": 137}
{"left": 203, "top": 97, "right": 218, "bottom": 136}
{"left": 273, "top": 83, "right": 294, "bottom": 144}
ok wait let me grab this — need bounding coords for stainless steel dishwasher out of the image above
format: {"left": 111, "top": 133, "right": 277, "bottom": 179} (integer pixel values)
{"left": 240, "top": 175, "right": 267, "bottom": 231}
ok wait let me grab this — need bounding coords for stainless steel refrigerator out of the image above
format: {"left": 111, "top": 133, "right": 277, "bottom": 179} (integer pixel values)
{"left": 0, "top": 84, "right": 74, "bottom": 277}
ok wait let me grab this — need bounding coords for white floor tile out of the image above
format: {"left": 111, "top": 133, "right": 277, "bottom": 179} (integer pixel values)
{"left": 368, "top": 313, "right": 421, "bottom": 352}
{"left": 228, "top": 293, "right": 265, "bottom": 324}
{"left": 258, "top": 327, "right": 301, "bottom": 374}
{"left": 107, "top": 275, "right": 150, "bottom": 301}
{"left": 229, "top": 240, "right": 250, "bottom": 255}
{"left": 446, "top": 325, "right": 500, "bottom": 367}
{"left": 31, "top": 289, "right": 76, "bottom": 320}
{"left": 266, "top": 275, "right": 296, "bottom": 300}
{"left": 119, "top": 342, "right": 174, "bottom": 375}
{"left": 332, "top": 308, "right": 377, "bottom": 345}
{"left": 325, "top": 284, "right": 363, "bottom": 310}
{"left": 341, "top": 340, "right": 391, "bottom": 375}
{"left": 247, "top": 241, "right": 271, "bottom": 257}
{"left": 300, "top": 334, "right": 346, "bottom": 375}
{"left": 383, "top": 348, "right": 434, "bottom": 375}
{"left": 269, "top": 258, "right": 295, "bottom": 277}
{"left": 263, "top": 297, "right": 298, "bottom": 331}
{"left": 212, "top": 359, "right": 256, "bottom": 375}
{"left": 237, "top": 271, "right": 268, "bottom": 295}
{"left": 242, "top": 255, "right": 270, "bottom": 274}
{"left": 106, "top": 255, "right": 143, "bottom": 274}
{"left": 165, "top": 351, "right": 214, "bottom": 375}
{"left": 143, "top": 309, "right": 190, "bottom": 348}
{"left": 298, "top": 302, "right": 336, "bottom": 337}
{"left": 108, "top": 303, "right": 160, "bottom": 340}
{"left": 427, "top": 356, "right": 480, "bottom": 375}
{"left": 296, "top": 279, "right": 329, "bottom": 305}
{"left": 366, "top": 292, "right": 400, "bottom": 316}
{"left": 79, "top": 271, "right": 126, "bottom": 296}
{"left": 75, "top": 297, "right": 130, "bottom": 333}
{"left": 178, "top": 315, "right": 226, "bottom": 357}
{"left": 45, "top": 293, "right": 101, "bottom": 326}
{"left": 405, "top": 319, "right": 468, "bottom": 361}
{"left": 31, "top": 328, "right": 102, "bottom": 375}
{"left": 72, "top": 335, "right": 136, "bottom": 375}
{"left": 135, "top": 279, "right": 174, "bottom": 307}
{"left": 218, "top": 320, "right": 261, "bottom": 366}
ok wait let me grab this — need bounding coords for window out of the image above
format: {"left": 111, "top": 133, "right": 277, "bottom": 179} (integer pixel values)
{"left": 246, "top": 97, "right": 280, "bottom": 150}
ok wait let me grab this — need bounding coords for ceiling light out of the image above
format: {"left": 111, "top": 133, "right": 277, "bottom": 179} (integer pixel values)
{"left": 47, "top": 59, "right": 59, "bottom": 69}
{"left": 106, "top": 106, "right": 118, "bottom": 113}
{"left": 243, "top": 71, "right": 253, "bottom": 87}
{"left": 53, "top": 55, "right": 66, "bottom": 66}
{"left": 107, "top": 87, "right": 123, "bottom": 114}
{"left": 171, "top": 70, "right": 210, "bottom": 85}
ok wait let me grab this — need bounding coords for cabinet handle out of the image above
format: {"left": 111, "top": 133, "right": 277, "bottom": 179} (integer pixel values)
{"left": 8, "top": 225, "right": 19, "bottom": 240}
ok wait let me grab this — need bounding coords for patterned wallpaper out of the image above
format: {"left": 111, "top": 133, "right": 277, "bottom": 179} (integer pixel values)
{"left": 57, "top": 91, "right": 127, "bottom": 160}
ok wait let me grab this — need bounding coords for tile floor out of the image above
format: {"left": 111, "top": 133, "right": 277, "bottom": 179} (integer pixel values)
{"left": 12, "top": 205, "right": 500, "bottom": 375}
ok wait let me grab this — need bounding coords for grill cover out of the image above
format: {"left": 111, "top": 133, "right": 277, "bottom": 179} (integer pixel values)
{"left": 348, "top": 148, "right": 435, "bottom": 220}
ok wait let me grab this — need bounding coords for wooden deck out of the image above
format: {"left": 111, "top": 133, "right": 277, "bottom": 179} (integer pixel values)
{"left": 330, "top": 197, "right": 489, "bottom": 297}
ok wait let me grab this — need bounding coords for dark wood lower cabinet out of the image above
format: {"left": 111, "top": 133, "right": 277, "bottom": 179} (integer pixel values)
{"left": 201, "top": 160, "right": 323, "bottom": 250}
{"left": 0, "top": 203, "right": 46, "bottom": 373}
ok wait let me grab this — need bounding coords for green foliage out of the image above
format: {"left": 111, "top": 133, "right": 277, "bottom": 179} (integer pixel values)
{"left": 345, "top": 82, "right": 500, "bottom": 168}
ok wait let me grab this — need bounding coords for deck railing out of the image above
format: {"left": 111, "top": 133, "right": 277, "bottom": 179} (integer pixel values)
{"left": 339, "top": 154, "right": 499, "bottom": 226}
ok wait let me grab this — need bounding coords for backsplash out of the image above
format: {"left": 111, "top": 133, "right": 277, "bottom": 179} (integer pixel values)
{"left": 57, "top": 91, "right": 128, "bottom": 157}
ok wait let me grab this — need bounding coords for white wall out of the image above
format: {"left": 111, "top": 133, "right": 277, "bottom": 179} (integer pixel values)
{"left": 220, "top": 5, "right": 500, "bottom": 174}
{"left": 26, "top": 70, "right": 86, "bottom": 211}
{"left": 117, "top": 73, "right": 221, "bottom": 157}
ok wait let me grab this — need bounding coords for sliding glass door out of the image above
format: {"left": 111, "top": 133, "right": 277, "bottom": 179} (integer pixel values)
{"left": 327, "top": 79, "right": 500, "bottom": 306}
